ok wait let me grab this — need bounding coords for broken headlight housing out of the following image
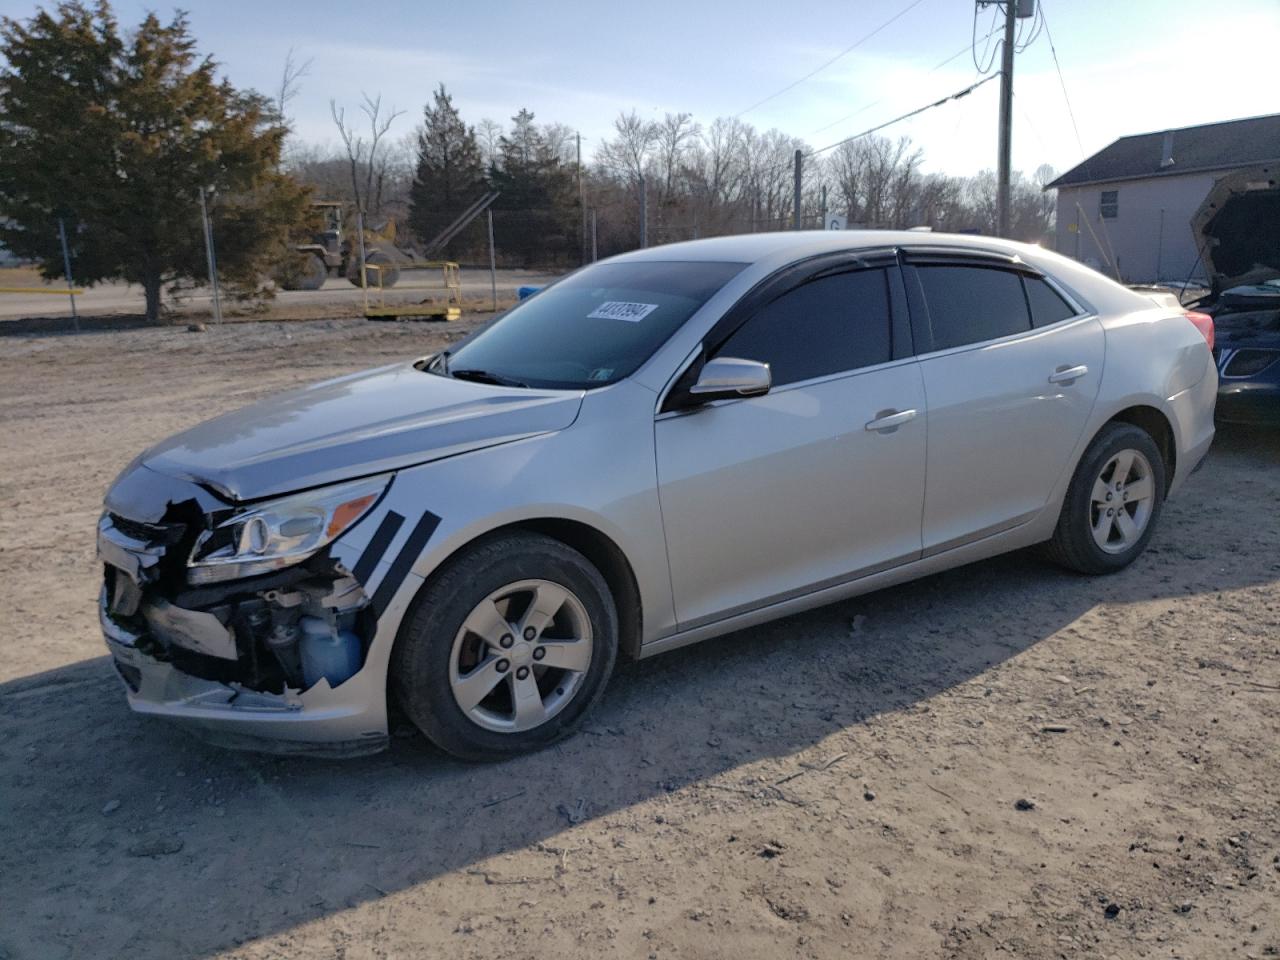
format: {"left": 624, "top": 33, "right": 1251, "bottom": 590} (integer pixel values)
{"left": 187, "top": 475, "right": 390, "bottom": 585}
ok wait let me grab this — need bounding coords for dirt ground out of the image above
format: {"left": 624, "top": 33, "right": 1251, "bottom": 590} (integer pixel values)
{"left": 1, "top": 317, "right": 1277, "bottom": 960}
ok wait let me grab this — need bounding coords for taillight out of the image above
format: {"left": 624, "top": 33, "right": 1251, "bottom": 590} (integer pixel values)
{"left": 1185, "top": 310, "right": 1214, "bottom": 351}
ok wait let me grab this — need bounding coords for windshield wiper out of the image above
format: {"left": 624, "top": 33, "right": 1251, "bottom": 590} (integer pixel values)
{"left": 450, "top": 368, "right": 530, "bottom": 388}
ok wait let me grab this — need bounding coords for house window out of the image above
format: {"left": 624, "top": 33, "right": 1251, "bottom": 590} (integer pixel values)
{"left": 1100, "top": 190, "right": 1118, "bottom": 219}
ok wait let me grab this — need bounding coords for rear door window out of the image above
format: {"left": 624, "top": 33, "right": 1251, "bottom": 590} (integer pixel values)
{"left": 1023, "top": 276, "right": 1078, "bottom": 328}
{"left": 915, "top": 265, "right": 1032, "bottom": 351}
{"left": 715, "top": 268, "right": 892, "bottom": 387}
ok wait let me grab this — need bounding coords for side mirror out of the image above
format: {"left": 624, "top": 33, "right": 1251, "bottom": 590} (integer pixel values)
{"left": 686, "top": 357, "right": 772, "bottom": 403}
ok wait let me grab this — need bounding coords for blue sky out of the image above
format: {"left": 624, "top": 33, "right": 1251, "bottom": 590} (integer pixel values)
{"left": 7, "top": 0, "right": 1279, "bottom": 177}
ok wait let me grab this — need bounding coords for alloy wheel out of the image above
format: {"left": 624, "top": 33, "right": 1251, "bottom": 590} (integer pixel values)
{"left": 1089, "top": 448, "right": 1156, "bottom": 554}
{"left": 448, "top": 579, "right": 594, "bottom": 733}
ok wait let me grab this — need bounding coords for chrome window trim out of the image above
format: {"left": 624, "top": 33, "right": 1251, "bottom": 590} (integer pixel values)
{"left": 908, "top": 312, "right": 1100, "bottom": 364}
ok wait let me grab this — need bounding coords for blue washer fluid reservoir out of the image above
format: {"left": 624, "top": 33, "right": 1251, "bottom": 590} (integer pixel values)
{"left": 299, "top": 616, "right": 361, "bottom": 688}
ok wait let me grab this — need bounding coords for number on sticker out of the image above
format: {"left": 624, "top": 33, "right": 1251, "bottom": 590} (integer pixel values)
{"left": 587, "top": 301, "right": 659, "bottom": 322}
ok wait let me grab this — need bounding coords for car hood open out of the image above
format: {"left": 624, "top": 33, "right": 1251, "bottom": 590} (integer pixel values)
{"left": 1192, "top": 165, "right": 1280, "bottom": 292}
{"left": 139, "top": 361, "right": 584, "bottom": 501}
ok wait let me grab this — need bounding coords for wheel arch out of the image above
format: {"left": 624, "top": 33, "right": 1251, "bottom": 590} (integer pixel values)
{"left": 394, "top": 516, "right": 644, "bottom": 663}
{"left": 1104, "top": 404, "right": 1176, "bottom": 494}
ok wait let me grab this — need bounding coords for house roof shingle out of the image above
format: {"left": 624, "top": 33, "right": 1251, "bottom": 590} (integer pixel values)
{"left": 1045, "top": 113, "right": 1280, "bottom": 190}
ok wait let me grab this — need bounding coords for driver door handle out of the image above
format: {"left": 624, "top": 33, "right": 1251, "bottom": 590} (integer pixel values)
{"left": 1048, "top": 364, "right": 1089, "bottom": 385}
{"left": 864, "top": 408, "right": 918, "bottom": 433}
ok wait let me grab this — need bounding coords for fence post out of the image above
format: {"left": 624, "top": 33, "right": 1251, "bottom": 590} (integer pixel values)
{"left": 197, "top": 187, "right": 223, "bottom": 324}
{"left": 56, "top": 218, "right": 79, "bottom": 332}
{"left": 487, "top": 209, "right": 497, "bottom": 313}
{"left": 355, "top": 209, "right": 369, "bottom": 314}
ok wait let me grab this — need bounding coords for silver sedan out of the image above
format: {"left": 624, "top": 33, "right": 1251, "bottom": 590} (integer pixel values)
{"left": 97, "top": 232, "right": 1217, "bottom": 760}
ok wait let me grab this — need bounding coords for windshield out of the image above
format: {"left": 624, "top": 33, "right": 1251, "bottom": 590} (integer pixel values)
{"left": 434, "top": 260, "right": 747, "bottom": 389}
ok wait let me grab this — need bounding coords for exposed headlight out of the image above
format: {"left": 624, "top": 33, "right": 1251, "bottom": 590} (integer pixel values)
{"left": 188, "top": 475, "right": 390, "bottom": 585}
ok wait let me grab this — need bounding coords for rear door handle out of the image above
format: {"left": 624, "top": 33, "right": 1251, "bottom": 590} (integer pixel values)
{"left": 1048, "top": 364, "right": 1089, "bottom": 385}
{"left": 864, "top": 408, "right": 918, "bottom": 433}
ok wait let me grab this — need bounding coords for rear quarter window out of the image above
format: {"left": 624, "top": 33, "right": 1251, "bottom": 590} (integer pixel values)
{"left": 1024, "top": 276, "right": 1079, "bottom": 328}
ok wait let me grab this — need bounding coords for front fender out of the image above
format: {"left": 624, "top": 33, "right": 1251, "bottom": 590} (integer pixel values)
{"left": 326, "top": 380, "right": 673, "bottom": 714}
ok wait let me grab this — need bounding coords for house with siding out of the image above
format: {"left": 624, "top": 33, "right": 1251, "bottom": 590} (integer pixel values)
{"left": 1046, "top": 113, "right": 1280, "bottom": 284}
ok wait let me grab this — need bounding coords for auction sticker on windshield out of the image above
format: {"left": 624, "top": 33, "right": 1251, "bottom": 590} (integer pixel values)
{"left": 587, "top": 301, "right": 659, "bottom": 322}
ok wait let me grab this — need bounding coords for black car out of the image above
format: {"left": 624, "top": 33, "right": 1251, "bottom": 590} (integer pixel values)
{"left": 1189, "top": 166, "right": 1280, "bottom": 425}
{"left": 1212, "top": 284, "right": 1280, "bottom": 425}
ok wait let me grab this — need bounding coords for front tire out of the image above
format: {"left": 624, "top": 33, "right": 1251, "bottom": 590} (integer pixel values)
{"left": 1045, "top": 422, "right": 1166, "bottom": 574}
{"left": 392, "top": 532, "right": 618, "bottom": 761}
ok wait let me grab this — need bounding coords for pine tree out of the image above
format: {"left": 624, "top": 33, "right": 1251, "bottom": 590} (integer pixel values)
{"left": 407, "top": 84, "right": 487, "bottom": 253}
{"left": 0, "top": 2, "right": 311, "bottom": 323}
{"left": 489, "top": 109, "right": 577, "bottom": 266}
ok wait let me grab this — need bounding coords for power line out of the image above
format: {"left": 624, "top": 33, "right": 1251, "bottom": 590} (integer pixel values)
{"left": 972, "top": 3, "right": 1001, "bottom": 74}
{"left": 1038, "top": 3, "right": 1087, "bottom": 172}
{"left": 747, "top": 72, "right": 1000, "bottom": 188}
{"left": 735, "top": 0, "right": 927, "bottom": 118}
{"left": 1039, "top": 1, "right": 1120, "bottom": 277}
{"left": 809, "top": 25, "right": 1003, "bottom": 138}
{"left": 807, "top": 72, "right": 999, "bottom": 158}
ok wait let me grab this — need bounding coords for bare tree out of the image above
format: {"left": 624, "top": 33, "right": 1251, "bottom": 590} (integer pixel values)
{"left": 477, "top": 118, "right": 503, "bottom": 168}
{"left": 541, "top": 122, "right": 578, "bottom": 166}
{"left": 275, "top": 47, "right": 312, "bottom": 124}
{"left": 329, "top": 93, "right": 405, "bottom": 215}
{"left": 654, "top": 112, "right": 700, "bottom": 200}
{"left": 597, "top": 110, "right": 657, "bottom": 183}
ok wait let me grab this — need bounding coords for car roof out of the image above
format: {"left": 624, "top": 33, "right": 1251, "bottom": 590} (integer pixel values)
{"left": 608, "top": 229, "right": 1150, "bottom": 317}
{"left": 609, "top": 230, "right": 1040, "bottom": 265}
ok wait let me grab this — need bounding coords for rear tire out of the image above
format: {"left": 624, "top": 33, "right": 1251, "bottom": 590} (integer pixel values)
{"left": 1045, "top": 422, "right": 1166, "bottom": 574}
{"left": 392, "top": 532, "right": 618, "bottom": 761}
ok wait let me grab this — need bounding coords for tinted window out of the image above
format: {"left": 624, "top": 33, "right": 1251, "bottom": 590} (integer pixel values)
{"left": 439, "top": 260, "right": 746, "bottom": 389}
{"left": 716, "top": 269, "right": 892, "bottom": 386}
{"left": 1024, "top": 276, "right": 1077, "bottom": 327}
{"left": 916, "top": 265, "right": 1031, "bottom": 350}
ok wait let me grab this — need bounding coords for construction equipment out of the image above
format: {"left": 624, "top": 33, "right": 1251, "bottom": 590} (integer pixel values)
{"left": 279, "top": 201, "right": 418, "bottom": 291}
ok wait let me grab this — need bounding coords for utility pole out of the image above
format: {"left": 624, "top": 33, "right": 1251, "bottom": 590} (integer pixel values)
{"left": 591, "top": 209, "right": 598, "bottom": 262}
{"left": 638, "top": 176, "right": 648, "bottom": 248}
{"left": 577, "top": 132, "right": 586, "bottom": 265}
{"left": 793, "top": 150, "right": 803, "bottom": 230}
{"left": 995, "top": 0, "right": 1018, "bottom": 237}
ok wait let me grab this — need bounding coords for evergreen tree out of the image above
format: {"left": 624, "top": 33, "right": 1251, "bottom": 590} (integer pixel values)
{"left": 407, "top": 84, "right": 486, "bottom": 253}
{"left": 489, "top": 109, "right": 576, "bottom": 266}
{"left": 0, "top": 2, "right": 311, "bottom": 323}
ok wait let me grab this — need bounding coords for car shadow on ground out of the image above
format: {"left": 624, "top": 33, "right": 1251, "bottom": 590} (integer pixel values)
{"left": 2, "top": 425, "right": 1276, "bottom": 960}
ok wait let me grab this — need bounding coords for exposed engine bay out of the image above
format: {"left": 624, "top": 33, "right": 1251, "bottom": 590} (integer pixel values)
{"left": 99, "top": 478, "right": 374, "bottom": 700}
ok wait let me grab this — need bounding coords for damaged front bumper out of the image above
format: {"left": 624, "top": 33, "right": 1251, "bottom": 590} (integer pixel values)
{"left": 98, "top": 511, "right": 390, "bottom": 758}
{"left": 101, "top": 589, "right": 389, "bottom": 757}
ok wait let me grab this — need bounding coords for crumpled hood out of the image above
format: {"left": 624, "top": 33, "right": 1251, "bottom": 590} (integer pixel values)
{"left": 139, "top": 361, "right": 584, "bottom": 501}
